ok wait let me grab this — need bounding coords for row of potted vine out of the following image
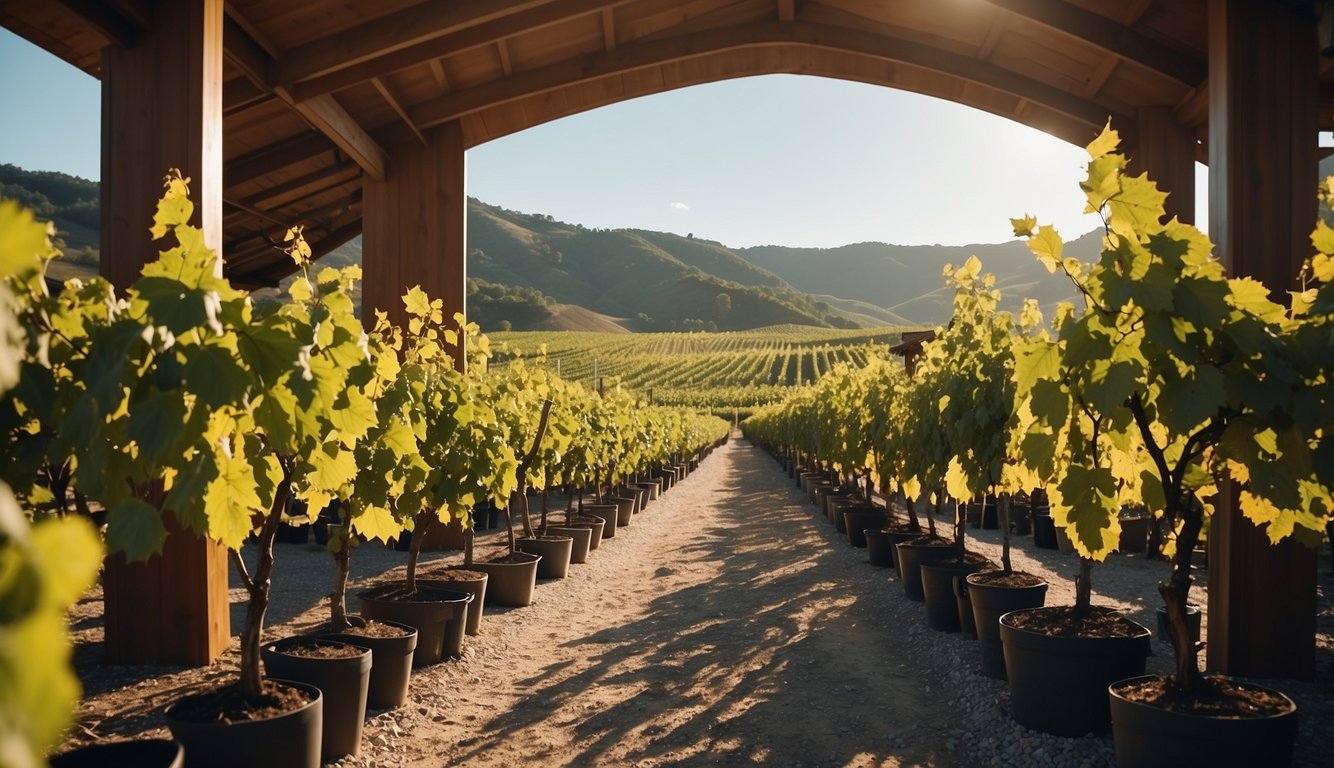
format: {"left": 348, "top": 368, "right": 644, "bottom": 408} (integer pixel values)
{"left": 0, "top": 175, "right": 729, "bottom": 767}
{"left": 742, "top": 123, "right": 1332, "bottom": 768}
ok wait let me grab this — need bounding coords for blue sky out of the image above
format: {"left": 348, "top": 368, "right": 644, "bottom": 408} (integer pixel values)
{"left": 1, "top": 27, "right": 1207, "bottom": 249}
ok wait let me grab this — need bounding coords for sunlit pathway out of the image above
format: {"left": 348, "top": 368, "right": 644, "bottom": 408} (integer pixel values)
{"left": 387, "top": 437, "right": 954, "bottom": 768}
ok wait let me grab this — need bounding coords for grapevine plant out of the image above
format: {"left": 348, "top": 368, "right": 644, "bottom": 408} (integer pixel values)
{"left": 0, "top": 201, "right": 103, "bottom": 768}
{"left": 1012, "top": 123, "right": 1333, "bottom": 695}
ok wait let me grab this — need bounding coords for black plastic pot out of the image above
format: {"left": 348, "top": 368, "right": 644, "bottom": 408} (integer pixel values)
{"left": 469, "top": 551, "right": 541, "bottom": 607}
{"left": 895, "top": 540, "right": 957, "bottom": 601}
{"left": 1119, "top": 516, "right": 1150, "bottom": 553}
{"left": 1033, "top": 515, "right": 1058, "bottom": 549}
{"left": 323, "top": 619, "right": 418, "bottom": 709}
{"left": 966, "top": 573, "right": 1048, "bottom": 679}
{"left": 864, "top": 529, "right": 896, "bottom": 567}
{"left": 358, "top": 585, "right": 473, "bottom": 666}
{"left": 1108, "top": 675, "right": 1298, "bottom": 768}
{"left": 582, "top": 504, "right": 619, "bottom": 539}
{"left": 1000, "top": 608, "right": 1151, "bottom": 736}
{"left": 166, "top": 680, "right": 322, "bottom": 768}
{"left": 262, "top": 637, "right": 371, "bottom": 760}
{"left": 920, "top": 559, "right": 987, "bottom": 632}
{"left": 1154, "top": 604, "right": 1202, "bottom": 646}
{"left": 51, "top": 739, "right": 183, "bottom": 768}
{"left": 842, "top": 507, "right": 888, "bottom": 547}
{"left": 883, "top": 529, "right": 923, "bottom": 574}
{"left": 418, "top": 568, "right": 489, "bottom": 637}
{"left": 547, "top": 525, "right": 592, "bottom": 564}
{"left": 517, "top": 535, "right": 574, "bottom": 579}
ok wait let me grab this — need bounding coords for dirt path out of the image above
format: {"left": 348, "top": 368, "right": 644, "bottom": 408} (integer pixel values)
{"left": 389, "top": 437, "right": 953, "bottom": 767}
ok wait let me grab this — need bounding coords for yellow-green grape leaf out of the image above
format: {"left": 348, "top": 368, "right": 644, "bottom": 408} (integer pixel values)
{"left": 1011, "top": 215, "right": 1038, "bottom": 238}
{"left": 202, "top": 451, "right": 265, "bottom": 549}
{"left": 1012, "top": 336, "right": 1063, "bottom": 393}
{"left": 29, "top": 515, "right": 102, "bottom": 611}
{"left": 1085, "top": 120, "right": 1120, "bottom": 159}
{"left": 350, "top": 503, "right": 399, "bottom": 544}
{"left": 103, "top": 498, "right": 167, "bottom": 563}
{"left": 1026, "top": 225, "right": 1064, "bottom": 273}
{"left": 1052, "top": 465, "right": 1120, "bottom": 560}
{"left": 1311, "top": 220, "right": 1334, "bottom": 256}
{"left": 1106, "top": 173, "right": 1168, "bottom": 238}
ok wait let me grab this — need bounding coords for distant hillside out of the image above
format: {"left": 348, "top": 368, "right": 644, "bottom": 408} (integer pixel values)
{"left": 0, "top": 164, "right": 100, "bottom": 263}
{"left": 2, "top": 162, "right": 1094, "bottom": 329}
{"left": 465, "top": 200, "right": 856, "bottom": 331}
{"left": 739, "top": 232, "right": 1100, "bottom": 325}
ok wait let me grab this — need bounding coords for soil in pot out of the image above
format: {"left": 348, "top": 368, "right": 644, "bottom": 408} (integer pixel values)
{"left": 842, "top": 507, "right": 888, "bottom": 548}
{"left": 919, "top": 554, "right": 991, "bottom": 632}
{"left": 1108, "top": 674, "right": 1298, "bottom": 768}
{"left": 262, "top": 637, "right": 371, "bottom": 760}
{"left": 546, "top": 525, "right": 592, "bottom": 564}
{"left": 895, "top": 536, "right": 956, "bottom": 601}
{"left": 51, "top": 739, "right": 183, "bottom": 768}
{"left": 965, "top": 570, "right": 1048, "bottom": 680}
{"left": 1000, "top": 606, "right": 1151, "bottom": 736}
{"left": 469, "top": 552, "right": 541, "bottom": 607}
{"left": 418, "top": 568, "right": 489, "bottom": 636}
{"left": 165, "top": 680, "right": 322, "bottom": 768}
{"left": 517, "top": 535, "right": 574, "bottom": 579}
{"left": 358, "top": 584, "right": 473, "bottom": 666}
{"left": 322, "top": 618, "right": 417, "bottom": 709}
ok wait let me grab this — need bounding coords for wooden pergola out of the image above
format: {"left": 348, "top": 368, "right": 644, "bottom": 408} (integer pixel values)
{"left": 2, "top": 0, "right": 1322, "bottom": 680}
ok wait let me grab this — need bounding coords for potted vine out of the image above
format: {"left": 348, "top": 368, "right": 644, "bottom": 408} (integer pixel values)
{"left": 360, "top": 303, "right": 506, "bottom": 660}
{"left": 1015, "top": 125, "right": 1324, "bottom": 762}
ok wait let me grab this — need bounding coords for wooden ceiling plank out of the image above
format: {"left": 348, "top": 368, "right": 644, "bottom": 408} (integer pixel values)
{"left": 223, "top": 76, "right": 269, "bottom": 114}
{"left": 224, "top": 197, "right": 291, "bottom": 228}
{"left": 372, "top": 77, "right": 429, "bottom": 146}
{"left": 978, "top": 15, "right": 1006, "bottom": 61}
{"left": 50, "top": 0, "right": 142, "bottom": 49}
{"left": 224, "top": 6, "right": 388, "bottom": 180}
{"left": 410, "top": 20, "right": 1127, "bottom": 138}
{"left": 225, "top": 132, "right": 332, "bottom": 186}
{"left": 1122, "top": 0, "right": 1155, "bottom": 27}
{"left": 236, "top": 163, "right": 358, "bottom": 209}
{"left": 1081, "top": 54, "right": 1119, "bottom": 99}
{"left": 498, "top": 39, "right": 514, "bottom": 76}
{"left": 282, "top": 91, "right": 388, "bottom": 180}
{"left": 273, "top": 0, "right": 555, "bottom": 88}
{"left": 778, "top": 0, "right": 795, "bottom": 23}
{"left": 602, "top": 7, "right": 616, "bottom": 50}
{"left": 289, "top": 0, "right": 633, "bottom": 100}
{"left": 981, "top": 0, "right": 1204, "bottom": 87}
{"left": 222, "top": 13, "right": 270, "bottom": 87}
{"left": 429, "top": 58, "right": 450, "bottom": 92}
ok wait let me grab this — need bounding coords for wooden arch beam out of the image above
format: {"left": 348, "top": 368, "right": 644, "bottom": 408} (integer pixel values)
{"left": 982, "top": 0, "right": 1206, "bottom": 87}
{"left": 272, "top": 0, "right": 556, "bottom": 88}
{"left": 286, "top": 0, "right": 634, "bottom": 101}
{"left": 410, "top": 20, "right": 1130, "bottom": 138}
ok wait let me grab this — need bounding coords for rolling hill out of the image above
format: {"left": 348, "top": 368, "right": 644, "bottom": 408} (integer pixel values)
{"left": 3, "top": 163, "right": 1096, "bottom": 330}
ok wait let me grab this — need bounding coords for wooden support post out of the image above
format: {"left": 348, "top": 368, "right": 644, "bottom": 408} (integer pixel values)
{"left": 101, "top": 0, "right": 224, "bottom": 286}
{"left": 1206, "top": 0, "right": 1317, "bottom": 680}
{"left": 362, "top": 121, "right": 468, "bottom": 366}
{"left": 98, "top": 0, "right": 231, "bottom": 666}
{"left": 1132, "top": 106, "right": 1196, "bottom": 225}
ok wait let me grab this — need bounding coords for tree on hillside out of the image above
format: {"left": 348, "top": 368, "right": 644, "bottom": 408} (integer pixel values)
{"left": 715, "top": 292, "right": 732, "bottom": 319}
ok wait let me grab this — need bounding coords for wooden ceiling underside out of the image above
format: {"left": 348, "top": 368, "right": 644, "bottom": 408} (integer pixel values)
{"left": 5, "top": 0, "right": 1321, "bottom": 286}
